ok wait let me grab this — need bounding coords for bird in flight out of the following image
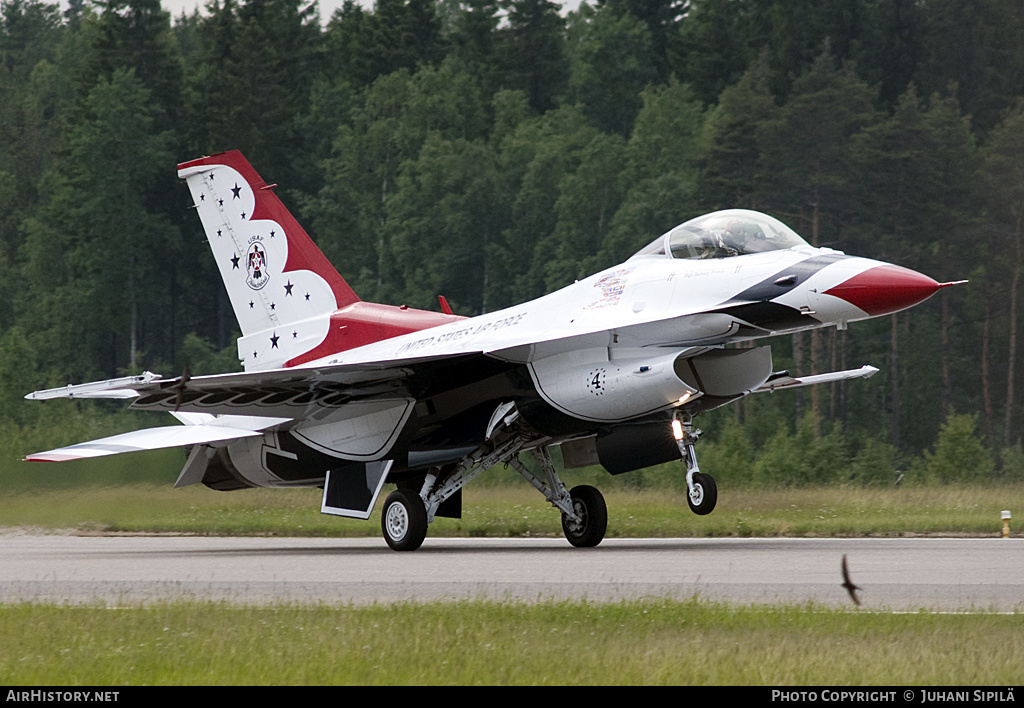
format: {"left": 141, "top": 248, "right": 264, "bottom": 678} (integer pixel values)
{"left": 841, "top": 554, "right": 862, "bottom": 606}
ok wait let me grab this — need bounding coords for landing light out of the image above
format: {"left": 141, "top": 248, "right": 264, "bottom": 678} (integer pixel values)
{"left": 671, "top": 419, "right": 684, "bottom": 441}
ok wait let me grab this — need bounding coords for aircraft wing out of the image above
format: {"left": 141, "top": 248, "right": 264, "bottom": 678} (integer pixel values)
{"left": 26, "top": 353, "right": 480, "bottom": 416}
{"left": 125, "top": 353, "right": 484, "bottom": 417}
{"left": 23, "top": 353, "right": 491, "bottom": 461}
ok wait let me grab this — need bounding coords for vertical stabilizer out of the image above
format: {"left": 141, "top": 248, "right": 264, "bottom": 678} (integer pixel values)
{"left": 178, "top": 150, "right": 359, "bottom": 369}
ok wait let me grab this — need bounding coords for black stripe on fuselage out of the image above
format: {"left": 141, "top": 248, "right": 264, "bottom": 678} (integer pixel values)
{"left": 723, "top": 253, "right": 849, "bottom": 306}
{"left": 716, "top": 301, "right": 816, "bottom": 332}
{"left": 711, "top": 253, "right": 849, "bottom": 332}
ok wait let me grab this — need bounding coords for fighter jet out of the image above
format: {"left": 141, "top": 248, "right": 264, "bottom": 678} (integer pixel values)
{"left": 25, "top": 150, "right": 960, "bottom": 551}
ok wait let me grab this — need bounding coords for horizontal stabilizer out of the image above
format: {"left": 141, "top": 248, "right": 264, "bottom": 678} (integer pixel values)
{"left": 755, "top": 365, "right": 879, "bottom": 393}
{"left": 24, "top": 417, "right": 287, "bottom": 462}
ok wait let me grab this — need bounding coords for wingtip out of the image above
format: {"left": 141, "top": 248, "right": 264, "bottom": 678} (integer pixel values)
{"left": 25, "top": 452, "right": 83, "bottom": 462}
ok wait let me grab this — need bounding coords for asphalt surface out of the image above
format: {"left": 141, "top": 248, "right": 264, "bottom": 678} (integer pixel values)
{"left": 2, "top": 534, "right": 1022, "bottom": 610}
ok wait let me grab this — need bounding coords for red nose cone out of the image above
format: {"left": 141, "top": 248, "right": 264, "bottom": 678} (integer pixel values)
{"left": 824, "top": 264, "right": 941, "bottom": 317}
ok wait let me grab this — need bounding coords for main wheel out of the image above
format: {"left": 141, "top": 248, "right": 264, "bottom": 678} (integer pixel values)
{"left": 381, "top": 489, "right": 428, "bottom": 551}
{"left": 561, "top": 485, "right": 608, "bottom": 548}
{"left": 687, "top": 473, "right": 717, "bottom": 515}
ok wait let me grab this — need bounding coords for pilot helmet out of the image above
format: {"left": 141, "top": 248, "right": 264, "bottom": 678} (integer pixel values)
{"left": 723, "top": 219, "right": 764, "bottom": 249}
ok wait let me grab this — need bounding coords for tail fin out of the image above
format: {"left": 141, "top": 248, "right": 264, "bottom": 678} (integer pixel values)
{"left": 178, "top": 150, "right": 358, "bottom": 369}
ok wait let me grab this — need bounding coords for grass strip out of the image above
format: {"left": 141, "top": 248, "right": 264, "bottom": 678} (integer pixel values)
{"left": 1, "top": 598, "right": 1021, "bottom": 685}
{"left": 1, "top": 483, "right": 1021, "bottom": 538}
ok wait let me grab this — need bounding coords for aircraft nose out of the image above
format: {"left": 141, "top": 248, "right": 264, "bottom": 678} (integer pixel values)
{"left": 824, "top": 264, "right": 945, "bottom": 317}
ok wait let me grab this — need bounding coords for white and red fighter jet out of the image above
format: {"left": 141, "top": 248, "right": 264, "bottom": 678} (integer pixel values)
{"left": 26, "top": 150, "right": 960, "bottom": 550}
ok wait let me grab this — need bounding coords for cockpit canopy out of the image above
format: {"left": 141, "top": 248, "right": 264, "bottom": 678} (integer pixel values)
{"left": 630, "top": 210, "right": 810, "bottom": 261}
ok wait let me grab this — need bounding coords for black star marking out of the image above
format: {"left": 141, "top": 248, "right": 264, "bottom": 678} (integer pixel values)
{"left": 249, "top": 301, "right": 254, "bottom": 309}
{"left": 231, "top": 254, "right": 240, "bottom": 269}
{"left": 270, "top": 302, "right": 276, "bottom": 311}
{"left": 199, "top": 193, "right": 205, "bottom": 201}
{"left": 270, "top": 230, "right": 276, "bottom": 238}
{"left": 284, "top": 281, "right": 294, "bottom": 296}
{"left": 218, "top": 199, "right": 223, "bottom": 207}
{"left": 253, "top": 351, "right": 257, "bottom": 359}
{"left": 217, "top": 229, "right": 222, "bottom": 237}
{"left": 292, "top": 331, "right": 298, "bottom": 338}
{"left": 304, "top": 293, "right": 310, "bottom": 301}
{"left": 232, "top": 183, "right": 242, "bottom": 199}
{"left": 240, "top": 211, "right": 247, "bottom": 219}
{"left": 270, "top": 333, "right": 279, "bottom": 349}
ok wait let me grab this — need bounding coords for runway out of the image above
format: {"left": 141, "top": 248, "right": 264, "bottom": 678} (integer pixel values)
{"left": 1, "top": 534, "right": 1022, "bottom": 611}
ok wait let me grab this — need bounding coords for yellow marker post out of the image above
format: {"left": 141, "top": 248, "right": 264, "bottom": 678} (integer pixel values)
{"left": 1001, "top": 510, "right": 1011, "bottom": 538}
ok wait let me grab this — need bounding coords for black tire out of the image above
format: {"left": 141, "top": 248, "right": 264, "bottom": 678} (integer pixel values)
{"left": 561, "top": 485, "right": 608, "bottom": 548}
{"left": 381, "top": 489, "right": 428, "bottom": 551}
{"left": 686, "top": 473, "right": 717, "bottom": 515}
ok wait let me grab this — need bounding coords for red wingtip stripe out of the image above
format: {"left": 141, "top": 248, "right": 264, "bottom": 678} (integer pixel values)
{"left": 25, "top": 452, "right": 83, "bottom": 462}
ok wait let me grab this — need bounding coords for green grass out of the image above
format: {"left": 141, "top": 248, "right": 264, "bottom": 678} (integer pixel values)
{"left": 1, "top": 599, "right": 1021, "bottom": 685}
{"left": 1, "top": 481, "right": 1021, "bottom": 538}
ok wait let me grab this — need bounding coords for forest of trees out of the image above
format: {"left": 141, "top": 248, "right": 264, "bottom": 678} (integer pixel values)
{"left": 3, "top": 0, "right": 1024, "bottom": 483}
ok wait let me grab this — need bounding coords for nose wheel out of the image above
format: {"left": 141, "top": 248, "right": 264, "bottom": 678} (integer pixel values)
{"left": 686, "top": 472, "right": 717, "bottom": 515}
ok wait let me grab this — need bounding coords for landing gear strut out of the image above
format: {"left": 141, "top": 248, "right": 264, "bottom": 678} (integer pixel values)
{"left": 507, "top": 448, "right": 607, "bottom": 548}
{"left": 379, "top": 405, "right": 608, "bottom": 550}
{"left": 673, "top": 413, "right": 717, "bottom": 516}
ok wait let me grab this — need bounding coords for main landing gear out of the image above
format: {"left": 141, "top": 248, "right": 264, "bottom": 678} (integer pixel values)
{"left": 559, "top": 484, "right": 608, "bottom": 548}
{"left": 673, "top": 413, "right": 717, "bottom": 516}
{"left": 380, "top": 406, "right": 607, "bottom": 551}
{"left": 381, "top": 489, "right": 428, "bottom": 552}
{"left": 510, "top": 449, "right": 607, "bottom": 548}
{"left": 379, "top": 408, "right": 718, "bottom": 551}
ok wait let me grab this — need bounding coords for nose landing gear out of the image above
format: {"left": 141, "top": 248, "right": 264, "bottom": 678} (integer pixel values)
{"left": 673, "top": 413, "right": 717, "bottom": 516}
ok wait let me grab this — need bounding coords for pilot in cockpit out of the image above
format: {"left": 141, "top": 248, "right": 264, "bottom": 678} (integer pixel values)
{"left": 644, "top": 209, "right": 810, "bottom": 262}
{"left": 722, "top": 218, "right": 767, "bottom": 255}
{"left": 692, "top": 228, "right": 721, "bottom": 259}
